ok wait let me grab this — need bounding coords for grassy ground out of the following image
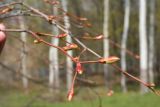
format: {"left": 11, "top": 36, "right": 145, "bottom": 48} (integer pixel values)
{"left": 0, "top": 88, "right": 159, "bottom": 107}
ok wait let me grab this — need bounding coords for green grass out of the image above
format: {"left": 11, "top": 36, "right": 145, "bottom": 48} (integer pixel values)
{"left": 0, "top": 90, "right": 159, "bottom": 107}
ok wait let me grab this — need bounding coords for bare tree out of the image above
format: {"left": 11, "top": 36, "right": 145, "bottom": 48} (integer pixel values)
{"left": 49, "top": 6, "right": 60, "bottom": 92}
{"left": 103, "top": 0, "right": 110, "bottom": 89}
{"left": 19, "top": 16, "right": 29, "bottom": 91}
{"left": 61, "top": 0, "right": 73, "bottom": 91}
{"left": 148, "top": 0, "right": 155, "bottom": 84}
{"left": 120, "top": 0, "right": 130, "bottom": 93}
{"left": 139, "top": 0, "right": 148, "bottom": 93}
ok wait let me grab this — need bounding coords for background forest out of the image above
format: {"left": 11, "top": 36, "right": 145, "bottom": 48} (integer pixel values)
{"left": 0, "top": 0, "right": 160, "bottom": 107}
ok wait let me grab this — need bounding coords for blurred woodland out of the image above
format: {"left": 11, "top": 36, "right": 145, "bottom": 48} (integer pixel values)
{"left": 0, "top": 0, "right": 160, "bottom": 104}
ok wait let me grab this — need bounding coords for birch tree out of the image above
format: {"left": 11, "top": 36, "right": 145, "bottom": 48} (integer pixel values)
{"left": 61, "top": 0, "right": 73, "bottom": 91}
{"left": 49, "top": 6, "right": 60, "bottom": 92}
{"left": 120, "top": 0, "right": 130, "bottom": 93}
{"left": 19, "top": 16, "right": 28, "bottom": 91}
{"left": 148, "top": 0, "right": 155, "bottom": 84}
{"left": 139, "top": 0, "right": 148, "bottom": 93}
{"left": 103, "top": 0, "right": 110, "bottom": 89}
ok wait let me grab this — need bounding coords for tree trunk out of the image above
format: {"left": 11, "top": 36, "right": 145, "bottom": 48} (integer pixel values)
{"left": 148, "top": 0, "right": 155, "bottom": 84}
{"left": 139, "top": 0, "right": 148, "bottom": 93}
{"left": 103, "top": 0, "right": 111, "bottom": 89}
{"left": 49, "top": 6, "right": 60, "bottom": 93}
{"left": 19, "top": 16, "right": 28, "bottom": 91}
{"left": 61, "top": 0, "right": 73, "bottom": 91}
{"left": 120, "top": 0, "right": 130, "bottom": 93}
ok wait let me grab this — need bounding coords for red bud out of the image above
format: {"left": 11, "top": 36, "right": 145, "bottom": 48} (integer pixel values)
{"left": 67, "top": 88, "right": 74, "bottom": 101}
{"left": 78, "top": 17, "right": 88, "bottom": 21}
{"left": 76, "top": 62, "right": 83, "bottom": 74}
{"left": 135, "top": 55, "right": 140, "bottom": 59}
{"left": 44, "top": 0, "right": 60, "bottom": 5}
{"left": 57, "top": 33, "right": 67, "bottom": 38}
{"left": 107, "top": 90, "right": 114, "bottom": 96}
{"left": 0, "top": 7, "right": 12, "bottom": 14}
{"left": 98, "top": 56, "right": 120, "bottom": 64}
{"left": 33, "top": 39, "right": 42, "bottom": 44}
{"left": 63, "top": 44, "right": 78, "bottom": 51}
{"left": 95, "top": 35, "right": 104, "bottom": 40}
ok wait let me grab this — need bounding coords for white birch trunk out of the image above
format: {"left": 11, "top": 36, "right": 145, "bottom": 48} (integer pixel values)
{"left": 148, "top": 0, "right": 155, "bottom": 84}
{"left": 103, "top": 0, "right": 110, "bottom": 88}
{"left": 19, "top": 16, "right": 28, "bottom": 91}
{"left": 139, "top": 0, "right": 148, "bottom": 93}
{"left": 120, "top": 0, "right": 130, "bottom": 93}
{"left": 49, "top": 7, "right": 60, "bottom": 92}
{"left": 61, "top": 0, "right": 73, "bottom": 91}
